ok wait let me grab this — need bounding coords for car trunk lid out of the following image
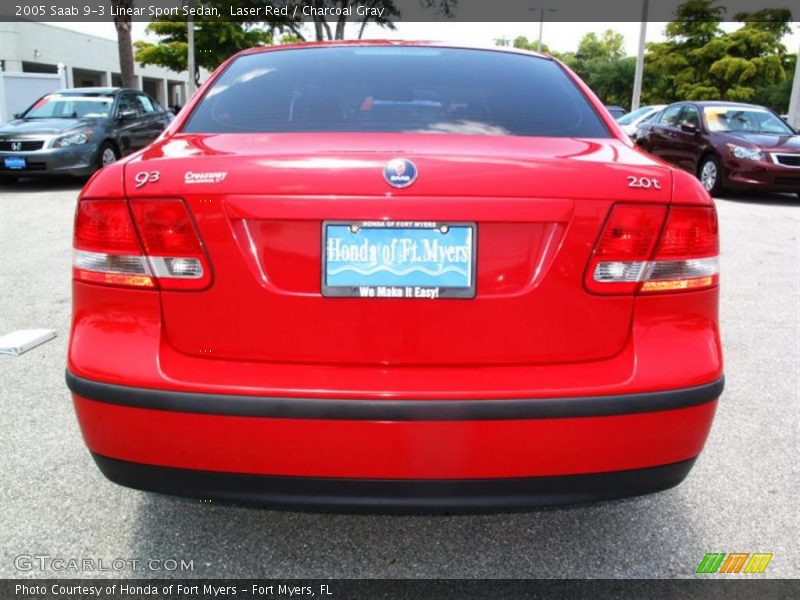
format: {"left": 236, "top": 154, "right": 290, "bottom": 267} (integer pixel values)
{"left": 126, "top": 133, "right": 670, "bottom": 366}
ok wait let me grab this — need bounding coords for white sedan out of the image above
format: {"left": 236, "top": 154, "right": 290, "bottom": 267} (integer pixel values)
{"left": 617, "top": 105, "right": 666, "bottom": 138}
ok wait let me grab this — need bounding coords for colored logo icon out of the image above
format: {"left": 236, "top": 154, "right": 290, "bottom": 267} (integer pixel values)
{"left": 383, "top": 158, "right": 417, "bottom": 188}
{"left": 696, "top": 552, "right": 773, "bottom": 574}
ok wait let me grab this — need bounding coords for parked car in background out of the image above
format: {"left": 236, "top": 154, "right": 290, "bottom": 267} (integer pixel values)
{"left": 636, "top": 101, "right": 800, "bottom": 197}
{"left": 617, "top": 105, "right": 666, "bottom": 138}
{"left": 67, "top": 42, "right": 723, "bottom": 509}
{"left": 0, "top": 87, "right": 172, "bottom": 183}
{"left": 605, "top": 105, "right": 628, "bottom": 119}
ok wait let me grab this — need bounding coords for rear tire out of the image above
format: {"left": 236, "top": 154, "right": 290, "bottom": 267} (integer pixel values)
{"left": 97, "top": 142, "right": 119, "bottom": 170}
{"left": 698, "top": 155, "right": 723, "bottom": 196}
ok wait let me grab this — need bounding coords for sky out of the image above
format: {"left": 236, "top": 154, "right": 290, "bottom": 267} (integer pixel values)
{"left": 47, "top": 21, "right": 800, "bottom": 57}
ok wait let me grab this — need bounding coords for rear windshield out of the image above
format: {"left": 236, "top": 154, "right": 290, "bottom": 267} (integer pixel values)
{"left": 184, "top": 46, "right": 609, "bottom": 138}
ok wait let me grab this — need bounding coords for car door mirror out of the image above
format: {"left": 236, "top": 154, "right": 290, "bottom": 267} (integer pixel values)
{"left": 13, "top": 112, "right": 22, "bottom": 119}
{"left": 118, "top": 110, "right": 138, "bottom": 121}
{"left": 680, "top": 121, "right": 698, "bottom": 134}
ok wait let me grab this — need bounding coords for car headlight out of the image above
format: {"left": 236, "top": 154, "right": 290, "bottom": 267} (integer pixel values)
{"left": 729, "top": 144, "right": 764, "bottom": 161}
{"left": 53, "top": 131, "right": 93, "bottom": 148}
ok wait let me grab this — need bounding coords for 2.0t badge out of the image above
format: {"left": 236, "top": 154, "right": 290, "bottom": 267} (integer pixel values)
{"left": 383, "top": 158, "right": 417, "bottom": 188}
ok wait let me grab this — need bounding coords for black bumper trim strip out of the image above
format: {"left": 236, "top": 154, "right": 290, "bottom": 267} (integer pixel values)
{"left": 67, "top": 370, "right": 723, "bottom": 421}
{"left": 92, "top": 453, "right": 697, "bottom": 511}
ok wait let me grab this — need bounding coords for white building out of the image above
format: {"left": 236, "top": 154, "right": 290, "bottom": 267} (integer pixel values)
{"left": 0, "top": 21, "right": 202, "bottom": 121}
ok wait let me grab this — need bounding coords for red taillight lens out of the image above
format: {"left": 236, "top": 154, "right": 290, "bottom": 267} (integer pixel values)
{"left": 641, "top": 206, "right": 719, "bottom": 293}
{"left": 74, "top": 200, "right": 141, "bottom": 254}
{"left": 652, "top": 207, "right": 718, "bottom": 259}
{"left": 129, "top": 199, "right": 211, "bottom": 291}
{"left": 73, "top": 200, "right": 154, "bottom": 288}
{"left": 593, "top": 204, "right": 667, "bottom": 260}
{"left": 72, "top": 198, "right": 211, "bottom": 291}
{"left": 130, "top": 200, "right": 204, "bottom": 255}
{"left": 586, "top": 204, "right": 719, "bottom": 295}
{"left": 585, "top": 204, "right": 667, "bottom": 295}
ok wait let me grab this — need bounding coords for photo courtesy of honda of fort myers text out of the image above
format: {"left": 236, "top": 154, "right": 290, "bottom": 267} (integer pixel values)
{"left": 0, "top": 0, "right": 798, "bottom": 598}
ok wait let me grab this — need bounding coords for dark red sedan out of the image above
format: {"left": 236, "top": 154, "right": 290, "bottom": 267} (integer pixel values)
{"left": 636, "top": 101, "right": 800, "bottom": 197}
{"left": 67, "top": 42, "right": 723, "bottom": 509}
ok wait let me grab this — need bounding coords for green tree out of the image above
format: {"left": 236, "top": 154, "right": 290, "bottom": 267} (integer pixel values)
{"left": 644, "top": 1, "right": 792, "bottom": 103}
{"left": 752, "top": 52, "right": 797, "bottom": 113}
{"left": 575, "top": 30, "right": 625, "bottom": 65}
{"left": 134, "top": 20, "right": 274, "bottom": 85}
{"left": 704, "top": 10, "right": 792, "bottom": 101}
{"left": 491, "top": 0, "right": 796, "bottom": 111}
{"left": 664, "top": 0, "right": 724, "bottom": 47}
{"left": 581, "top": 57, "right": 637, "bottom": 107}
{"left": 510, "top": 35, "right": 551, "bottom": 53}
{"left": 644, "top": 0, "right": 724, "bottom": 103}
{"left": 572, "top": 31, "right": 631, "bottom": 107}
{"left": 279, "top": 33, "right": 304, "bottom": 44}
{"left": 498, "top": 31, "right": 633, "bottom": 105}
{"left": 504, "top": 35, "right": 575, "bottom": 66}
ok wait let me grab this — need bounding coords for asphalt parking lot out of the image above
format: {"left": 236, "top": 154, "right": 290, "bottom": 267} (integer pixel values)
{"left": 0, "top": 179, "right": 798, "bottom": 579}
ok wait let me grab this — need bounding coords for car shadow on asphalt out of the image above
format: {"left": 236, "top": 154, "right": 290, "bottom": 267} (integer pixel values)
{"left": 125, "top": 487, "right": 698, "bottom": 578}
{"left": 714, "top": 191, "right": 798, "bottom": 207}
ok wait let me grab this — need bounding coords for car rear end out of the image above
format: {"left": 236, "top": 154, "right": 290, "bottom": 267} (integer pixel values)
{"left": 67, "top": 44, "right": 723, "bottom": 509}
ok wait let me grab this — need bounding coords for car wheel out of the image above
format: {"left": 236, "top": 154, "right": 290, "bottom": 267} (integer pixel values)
{"left": 698, "top": 155, "right": 723, "bottom": 196}
{"left": 98, "top": 142, "right": 119, "bottom": 169}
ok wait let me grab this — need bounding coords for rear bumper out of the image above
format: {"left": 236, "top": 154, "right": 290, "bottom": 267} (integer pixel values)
{"left": 68, "top": 372, "right": 722, "bottom": 507}
{"left": 92, "top": 453, "right": 697, "bottom": 511}
{"left": 68, "top": 371, "right": 723, "bottom": 420}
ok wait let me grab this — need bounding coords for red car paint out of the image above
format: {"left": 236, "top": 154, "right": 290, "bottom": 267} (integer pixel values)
{"left": 67, "top": 42, "right": 723, "bottom": 508}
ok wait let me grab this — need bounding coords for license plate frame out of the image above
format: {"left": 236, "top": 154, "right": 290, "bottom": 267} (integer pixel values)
{"left": 3, "top": 157, "right": 26, "bottom": 170}
{"left": 322, "top": 220, "right": 477, "bottom": 299}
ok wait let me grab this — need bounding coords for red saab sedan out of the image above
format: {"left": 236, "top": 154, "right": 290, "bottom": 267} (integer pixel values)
{"left": 67, "top": 43, "right": 723, "bottom": 509}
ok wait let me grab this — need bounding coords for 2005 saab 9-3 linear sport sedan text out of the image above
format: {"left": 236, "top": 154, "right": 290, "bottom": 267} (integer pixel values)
{"left": 67, "top": 42, "right": 724, "bottom": 510}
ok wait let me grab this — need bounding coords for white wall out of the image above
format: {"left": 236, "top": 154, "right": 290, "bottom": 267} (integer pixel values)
{"left": 0, "top": 21, "right": 196, "bottom": 83}
{"left": 0, "top": 21, "right": 206, "bottom": 112}
{"left": 0, "top": 71, "right": 66, "bottom": 122}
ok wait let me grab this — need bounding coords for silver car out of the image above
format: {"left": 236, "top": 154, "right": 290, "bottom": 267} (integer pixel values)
{"left": 0, "top": 87, "right": 172, "bottom": 183}
{"left": 616, "top": 105, "right": 667, "bottom": 139}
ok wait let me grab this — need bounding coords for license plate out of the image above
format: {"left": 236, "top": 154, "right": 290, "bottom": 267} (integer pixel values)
{"left": 4, "top": 157, "right": 26, "bottom": 170}
{"left": 322, "top": 221, "right": 476, "bottom": 299}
